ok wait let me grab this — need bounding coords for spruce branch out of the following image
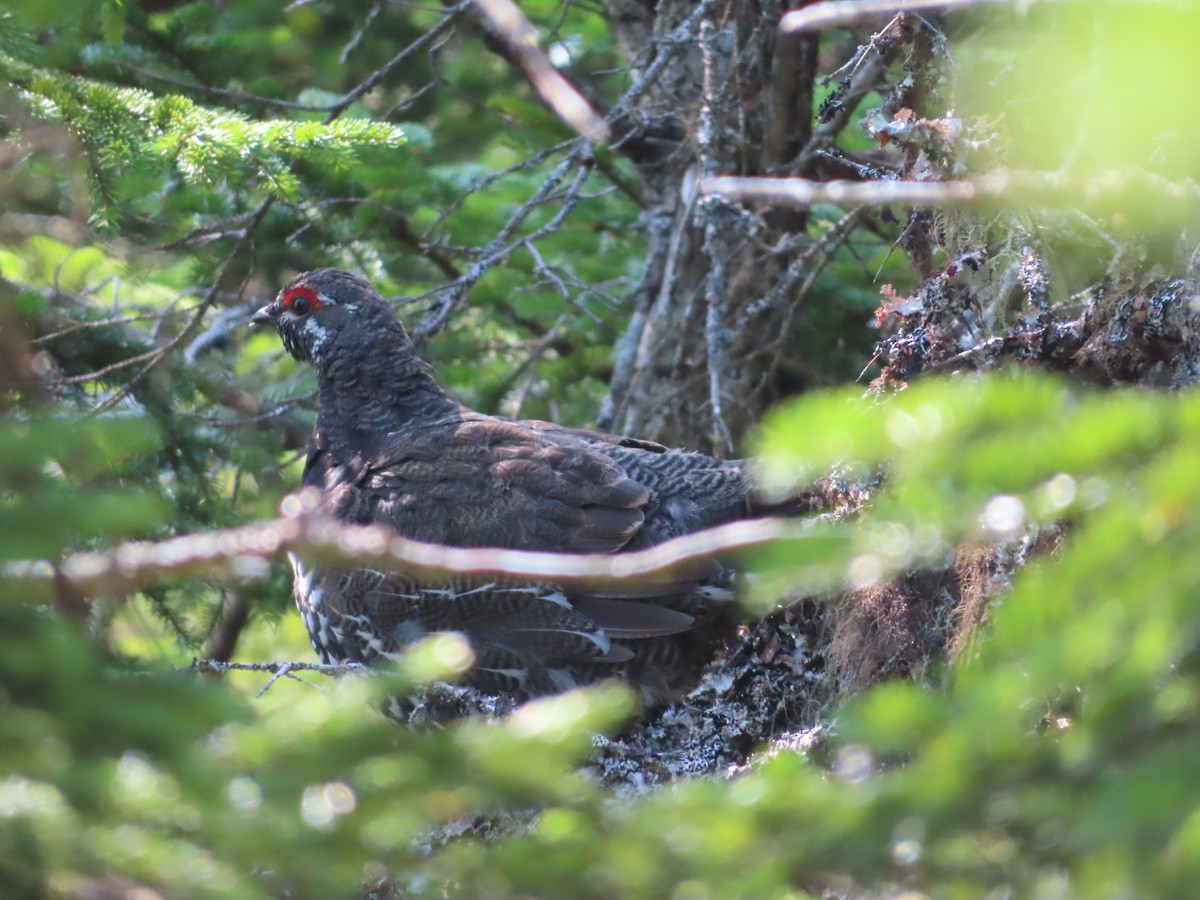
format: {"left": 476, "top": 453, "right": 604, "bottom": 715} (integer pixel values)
{"left": 0, "top": 51, "right": 407, "bottom": 219}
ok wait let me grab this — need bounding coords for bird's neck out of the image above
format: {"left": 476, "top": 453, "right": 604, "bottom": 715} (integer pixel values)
{"left": 316, "top": 339, "right": 458, "bottom": 452}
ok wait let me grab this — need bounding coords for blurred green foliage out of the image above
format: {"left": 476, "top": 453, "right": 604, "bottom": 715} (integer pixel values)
{"left": 2, "top": 1, "right": 1199, "bottom": 898}
{"left": 9, "top": 369, "right": 1200, "bottom": 897}
{"left": 957, "top": 3, "right": 1200, "bottom": 176}
{"left": 954, "top": 1, "right": 1200, "bottom": 230}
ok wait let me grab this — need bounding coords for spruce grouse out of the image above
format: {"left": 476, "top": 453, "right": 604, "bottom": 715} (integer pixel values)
{"left": 252, "top": 268, "right": 787, "bottom": 705}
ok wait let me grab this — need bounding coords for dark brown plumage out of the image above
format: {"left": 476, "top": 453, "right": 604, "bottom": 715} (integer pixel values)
{"left": 251, "top": 268, "right": 775, "bottom": 705}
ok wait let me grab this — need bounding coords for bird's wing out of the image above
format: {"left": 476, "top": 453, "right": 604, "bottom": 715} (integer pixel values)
{"left": 353, "top": 414, "right": 650, "bottom": 554}
{"left": 300, "top": 425, "right": 332, "bottom": 488}
{"left": 302, "top": 414, "right": 712, "bottom": 684}
{"left": 518, "top": 417, "right": 671, "bottom": 454}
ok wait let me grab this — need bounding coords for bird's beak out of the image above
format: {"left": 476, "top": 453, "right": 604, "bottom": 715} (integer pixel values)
{"left": 249, "top": 304, "right": 277, "bottom": 328}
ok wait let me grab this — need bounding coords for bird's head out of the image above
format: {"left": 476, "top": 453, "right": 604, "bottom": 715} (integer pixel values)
{"left": 250, "top": 268, "right": 404, "bottom": 366}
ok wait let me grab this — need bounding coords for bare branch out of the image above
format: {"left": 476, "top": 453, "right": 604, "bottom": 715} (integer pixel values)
{"left": 15, "top": 491, "right": 834, "bottom": 600}
{"left": 701, "top": 171, "right": 1200, "bottom": 209}
{"left": 609, "top": 0, "right": 723, "bottom": 115}
{"left": 323, "top": 1, "right": 472, "bottom": 122}
{"left": 255, "top": 661, "right": 297, "bottom": 697}
{"left": 468, "top": 0, "right": 609, "bottom": 143}
{"left": 339, "top": 0, "right": 386, "bottom": 65}
{"left": 154, "top": 211, "right": 264, "bottom": 251}
{"left": 115, "top": 62, "right": 335, "bottom": 112}
{"left": 186, "top": 659, "right": 366, "bottom": 675}
{"left": 185, "top": 658, "right": 371, "bottom": 696}
{"left": 704, "top": 175, "right": 986, "bottom": 207}
{"left": 753, "top": 206, "right": 870, "bottom": 393}
{"left": 87, "top": 198, "right": 275, "bottom": 416}
{"left": 781, "top": 0, "right": 1188, "bottom": 34}
{"left": 412, "top": 154, "right": 594, "bottom": 336}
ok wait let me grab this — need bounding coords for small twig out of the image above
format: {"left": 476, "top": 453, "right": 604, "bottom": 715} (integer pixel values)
{"left": 340, "top": 0, "right": 385, "bottom": 64}
{"left": 421, "top": 141, "right": 573, "bottom": 239}
{"left": 17, "top": 280, "right": 310, "bottom": 449}
{"left": 154, "top": 212, "right": 261, "bottom": 251}
{"left": 743, "top": 206, "right": 867, "bottom": 327}
{"left": 30, "top": 308, "right": 193, "bottom": 346}
{"left": 59, "top": 343, "right": 177, "bottom": 385}
{"left": 324, "top": 1, "right": 472, "bottom": 122}
{"left": 857, "top": 350, "right": 883, "bottom": 382}
{"left": 86, "top": 198, "right": 274, "bottom": 416}
{"left": 185, "top": 303, "right": 260, "bottom": 363}
{"left": 824, "top": 41, "right": 874, "bottom": 87}
{"left": 256, "top": 661, "right": 294, "bottom": 697}
{"left": 498, "top": 311, "right": 571, "bottom": 417}
{"left": 524, "top": 241, "right": 572, "bottom": 303}
{"left": 799, "top": 50, "right": 892, "bottom": 170}
{"left": 186, "top": 392, "right": 315, "bottom": 429}
{"left": 757, "top": 206, "right": 870, "bottom": 390}
{"left": 608, "top": 0, "right": 722, "bottom": 116}
{"left": 117, "top": 62, "right": 337, "bottom": 111}
{"left": 412, "top": 155, "right": 593, "bottom": 337}
{"left": 921, "top": 335, "right": 1006, "bottom": 373}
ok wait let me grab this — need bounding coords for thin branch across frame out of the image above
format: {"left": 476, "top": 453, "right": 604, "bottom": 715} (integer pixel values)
{"left": 14, "top": 488, "right": 839, "bottom": 602}
{"left": 700, "top": 170, "right": 1200, "bottom": 210}
{"left": 781, "top": 0, "right": 1189, "bottom": 35}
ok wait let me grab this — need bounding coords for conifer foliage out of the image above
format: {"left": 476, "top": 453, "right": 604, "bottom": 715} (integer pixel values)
{"left": 3, "top": 1, "right": 1200, "bottom": 898}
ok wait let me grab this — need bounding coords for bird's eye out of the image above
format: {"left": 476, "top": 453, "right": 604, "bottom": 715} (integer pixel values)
{"left": 283, "top": 286, "right": 320, "bottom": 316}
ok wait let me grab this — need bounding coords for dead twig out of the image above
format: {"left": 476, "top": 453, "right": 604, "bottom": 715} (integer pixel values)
{"left": 780, "top": 0, "right": 1185, "bottom": 35}
{"left": 13, "top": 490, "right": 836, "bottom": 600}
{"left": 467, "top": 0, "right": 608, "bottom": 143}
{"left": 185, "top": 658, "right": 372, "bottom": 696}
{"left": 701, "top": 170, "right": 1200, "bottom": 210}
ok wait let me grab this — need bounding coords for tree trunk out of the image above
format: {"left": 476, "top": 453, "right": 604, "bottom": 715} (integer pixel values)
{"left": 599, "top": 1, "right": 827, "bottom": 453}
